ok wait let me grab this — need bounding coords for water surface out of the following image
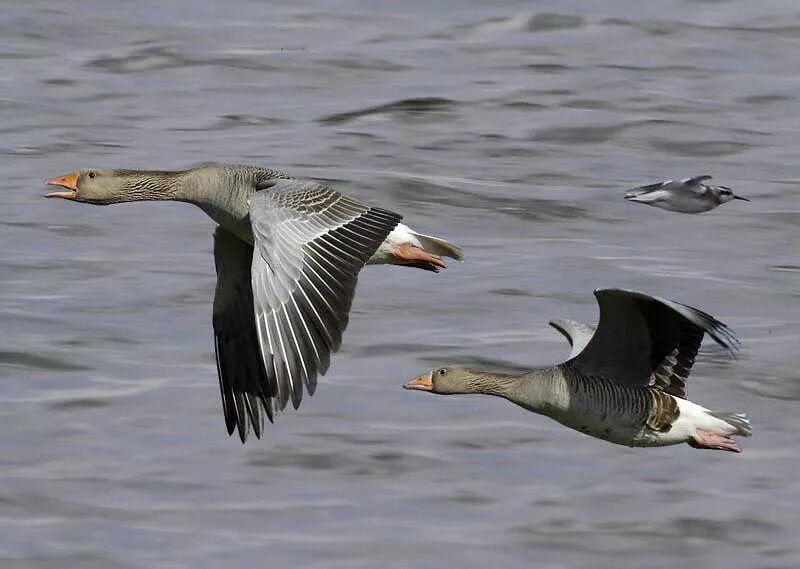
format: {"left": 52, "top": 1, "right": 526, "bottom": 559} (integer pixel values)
{"left": 1, "top": 1, "right": 799, "bottom": 568}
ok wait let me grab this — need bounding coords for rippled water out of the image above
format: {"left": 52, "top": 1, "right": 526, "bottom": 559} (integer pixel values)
{"left": 2, "top": 1, "right": 799, "bottom": 568}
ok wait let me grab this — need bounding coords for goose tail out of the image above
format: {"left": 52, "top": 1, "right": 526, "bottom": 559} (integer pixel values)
{"left": 709, "top": 411, "right": 752, "bottom": 437}
{"left": 410, "top": 230, "right": 464, "bottom": 261}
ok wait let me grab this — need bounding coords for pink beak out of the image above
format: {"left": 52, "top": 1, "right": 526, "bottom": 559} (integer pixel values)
{"left": 45, "top": 172, "right": 79, "bottom": 199}
{"left": 403, "top": 372, "right": 434, "bottom": 391}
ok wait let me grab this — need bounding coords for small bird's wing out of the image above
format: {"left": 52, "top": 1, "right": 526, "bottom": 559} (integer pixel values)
{"left": 214, "top": 179, "right": 401, "bottom": 441}
{"left": 548, "top": 318, "right": 596, "bottom": 360}
{"left": 682, "top": 175, "right": 713, "bottom": 189}
{"left": 625, "top": 180, "right": 671, "bottom": 199}
{"left": 563, "top": 289, "right": 739, "bottom": 398}
{"left": 625, "top": 176, "right": 712, "bottom": 199}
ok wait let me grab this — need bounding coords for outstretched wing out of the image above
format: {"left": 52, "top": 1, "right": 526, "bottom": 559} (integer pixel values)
{"left": 212, "top": 227, "right": 274, "bottom": 441}
{"left": 563, "top": 289, "right": 739, "bottom": 398}
{"left": 682, "top": 175, "right": 712, "bottom": 188}
{"left": 212, "top": 180, "right": 401, "bottom": 441}
{"left": 625, "top": 176, "right": 711, "bottom": 200}
{"left": 246, "top": 179, "right": 401, "bottom": 431}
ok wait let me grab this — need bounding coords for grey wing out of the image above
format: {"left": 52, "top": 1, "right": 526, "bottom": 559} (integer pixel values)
{"left": 565, "top": 289, "right": 739, "bottom": 398}
{"left": 682, "top": 175, "right": 712, "bottom": 189}
{"left": 625, "top": 179, "right": 671, "bottom": 198}
{"left": 248, "top": 179, "right": 402, "bottom": 425}
{"left": 548, "top": 318, "right": 596, "bottom": 360}
{"left": 212, "top": 227, "right": 275, "bottom": 442}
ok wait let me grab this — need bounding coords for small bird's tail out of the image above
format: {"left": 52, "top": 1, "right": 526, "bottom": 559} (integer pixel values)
{"left": 409, "top": 230, "right": 464, "bottom": 261}
{"left": 709, "top": 411, "right": 752, "bottom": 437}
{"left": 624, "top": 189, "right": 653, "bottom": 202}
{"left": 625, "top": 181, "right": 666, "bottom": 202}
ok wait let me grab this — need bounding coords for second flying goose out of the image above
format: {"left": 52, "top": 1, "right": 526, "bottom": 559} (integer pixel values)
{"left": 405, "top": 289, "right": 752, "bottom": 452}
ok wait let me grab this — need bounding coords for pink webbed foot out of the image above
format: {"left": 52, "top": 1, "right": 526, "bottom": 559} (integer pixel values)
{"left": 688, "top": 429, "right": 742, "bottom": 453}
{"left": 391, "top": 243, "right": 446, "bottom": 272}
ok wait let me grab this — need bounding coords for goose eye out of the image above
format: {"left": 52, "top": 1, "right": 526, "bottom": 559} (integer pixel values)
{"left": 88, "top": 171, "right": 96, "bottom": 179}
{"left": 438, "top": 368, "right": 447, "bottom": 376}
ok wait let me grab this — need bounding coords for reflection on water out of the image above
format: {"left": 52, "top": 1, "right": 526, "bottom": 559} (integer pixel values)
{"left": 1, "top": 1, "right": 799, "bottom": 568}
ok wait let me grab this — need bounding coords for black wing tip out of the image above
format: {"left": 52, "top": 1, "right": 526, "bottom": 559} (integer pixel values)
{"left": 705, "top": 318, "right": 742, "bottom": 357}
{"left": 368, "top": 206, "right": 403, "bottom": 224}
{"left": 227, "top": 403, "right": 270, "bottom": 443}
{"left": 290, "top": 391, "right": 303, "bottom": 411}
{"left": 670, "top": 297, "right": 741, "bottom": 355}
{"left": 593, "top": 288, "right": 742, "bottom": 356}
{"left": 306, "top": 384, "right": 317, "bottom": 397}
{"left": 236, "top": 416, "right": 250, "bottom": 444}
{"left": 672, "top": 301, "right": 742, "bottom": 357}
{"left": 225, "top": 416, "right": 237, "bottom": 437}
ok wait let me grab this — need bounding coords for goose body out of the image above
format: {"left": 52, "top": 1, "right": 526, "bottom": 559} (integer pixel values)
{"left": 518, "top": 368, "right": 747, "bottom": 449}
{"left": 624, "top": 175, "right": 749, "bottom": 214}
{"left": 45, "top": 164, "right": 463, "bottom": 441}
{"left": 405, "top": 289, "right": 752, "bottom": 452}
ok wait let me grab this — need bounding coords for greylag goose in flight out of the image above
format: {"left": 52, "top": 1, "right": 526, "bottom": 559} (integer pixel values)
{"left": 405, "top": 289, "right": 751, "bottom": 452}
{"left": 46, "top": 165, "right": 463, "bottom": 441}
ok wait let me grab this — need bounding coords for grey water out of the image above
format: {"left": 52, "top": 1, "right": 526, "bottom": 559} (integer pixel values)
{"left": 1, "top": 1, "right": 799, "bottom": 567}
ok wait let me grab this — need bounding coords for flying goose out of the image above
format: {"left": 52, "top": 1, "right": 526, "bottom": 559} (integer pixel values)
{"left": 405, "top": 289, "right": 752, "bottom": 452}
{"left": 45, "top": 165, "right": 463, "bottom": 441}
{"left": 624, "top": 175, "right": 749, "bottom": 213}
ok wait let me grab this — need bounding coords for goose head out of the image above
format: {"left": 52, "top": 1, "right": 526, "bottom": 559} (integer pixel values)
{"left": 45, "top": 169, "right": 180, "bottom": 204}
{"left": 404, "top": 366, "right": 486, "bottom": 395}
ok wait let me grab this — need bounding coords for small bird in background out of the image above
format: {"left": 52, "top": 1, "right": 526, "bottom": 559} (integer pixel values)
{"left": 624, "top": 175, "right": 750, "bottom": 213}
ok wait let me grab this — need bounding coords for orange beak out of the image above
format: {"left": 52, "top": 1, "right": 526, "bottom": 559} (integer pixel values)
{"left": 45, "top": 172, "right": 79, "bottom": 199}
{"left": 403, "top": 372, "right": 433, "bottom": 392}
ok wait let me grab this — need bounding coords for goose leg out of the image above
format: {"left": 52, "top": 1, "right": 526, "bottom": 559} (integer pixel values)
{"left": 391, "top": 243, "right": 446, "bottom": 272}
{"left": 688, "top": 430, "right": 741, "bottom": 452}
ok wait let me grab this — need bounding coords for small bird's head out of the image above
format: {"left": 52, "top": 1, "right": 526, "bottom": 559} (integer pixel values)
{"left": 715, "top": 185, "right": 750, "bottom": 204}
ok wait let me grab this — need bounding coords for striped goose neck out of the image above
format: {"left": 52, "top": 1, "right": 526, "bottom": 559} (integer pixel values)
{"left": 109, "top": 169, "right": 186, "bottom": 202}
{"left": 459, "top": 370, "right": 527, "bottom": 398}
